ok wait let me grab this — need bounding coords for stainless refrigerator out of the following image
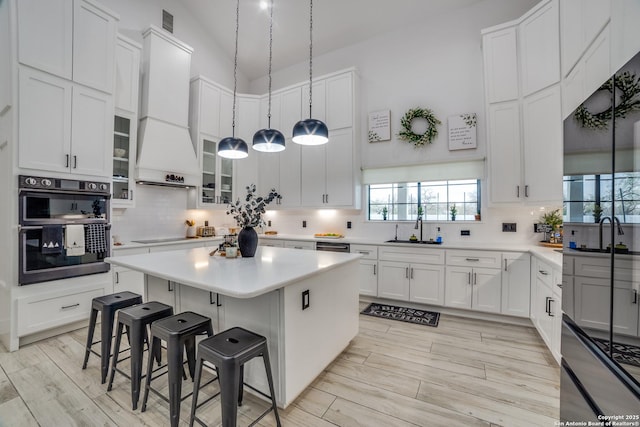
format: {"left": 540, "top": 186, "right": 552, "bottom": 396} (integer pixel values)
{"left": 561, "top": 50, "right": 640, "bottom": 419}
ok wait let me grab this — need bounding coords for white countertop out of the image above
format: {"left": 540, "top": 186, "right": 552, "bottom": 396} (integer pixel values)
{"left": 112, "top": 236, "right": 222, "bottom": 251}
{"left": 106, "top": 246, "right": 361, "bottom": 298}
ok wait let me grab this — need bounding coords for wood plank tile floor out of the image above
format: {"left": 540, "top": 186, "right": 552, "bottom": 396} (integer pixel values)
{"left": 0, "top": 303, "right": 559, "bottom": 426}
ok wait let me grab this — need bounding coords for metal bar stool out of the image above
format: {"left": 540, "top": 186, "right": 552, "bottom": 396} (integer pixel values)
{"left": 188, "top": 327, "right": 281, "bottom": 427}
{"left": 82, "top": 291, "right": 142, "bottom": 383}
{"left": 141, "top": 311, "right": 214, "bottom": 427}
{"left": 107, "top": 301, "right": 174, "bottom": 409}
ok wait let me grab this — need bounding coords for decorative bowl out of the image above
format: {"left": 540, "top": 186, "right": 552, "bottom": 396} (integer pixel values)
{"left": 114, "top": 148, "right": 126, "bottom": 157}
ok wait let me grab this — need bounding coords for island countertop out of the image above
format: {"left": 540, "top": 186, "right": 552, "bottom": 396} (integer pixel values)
{"left": 106, "top": 246, "right": 361, "bottom": 298}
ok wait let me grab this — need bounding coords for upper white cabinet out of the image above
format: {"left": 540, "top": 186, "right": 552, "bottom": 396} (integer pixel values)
{"left": 487, "top": 101, "right": 521, "bottom": 203}
{"left": 610, "top": 0, "right": 640, "bottom": 75}
{"left": 560, "top": 0, "right": 611, "bottom": 77}
{"left": 114, "top": 34, "right": 141, "bottom": 114}
{"left": 18, "top": 67, "right": 112, "bottom": 177}
{"left": 483, "top": 0, "right": 562, "bottom": 205}
{"left": 234, "top": 95, "right": 260, "bottom": 197}
{"left": 521, "top": 85, "right": 563, "bottom": 203}
{"left": 325, "top": 74, "right": 352, "bottom": 129}
{"left": 482, "top": 26, "right": 519, "bottom": 103}
{"left": 17, "top": 0, "right": 73, "bottom": 80}
{"left": 301, "top": 81, "right": 326, "bottom": 126}
{"left": 519, "top": 0, "right": 560, "bottom": 96}
{"left": 17, "top": 0, "right": 118, "bottom": 93}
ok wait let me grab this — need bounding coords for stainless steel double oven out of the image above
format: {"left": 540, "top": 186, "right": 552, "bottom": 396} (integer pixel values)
{"left": 18, "top": 175, "right": 111, "bottom": 285}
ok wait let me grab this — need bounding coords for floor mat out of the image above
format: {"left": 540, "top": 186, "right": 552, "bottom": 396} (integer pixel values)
{"left": 593, "top": 337, "right": 640, "bottom": 368}
{"left": 361, "top": 303, "right": 440, "bottom": 327}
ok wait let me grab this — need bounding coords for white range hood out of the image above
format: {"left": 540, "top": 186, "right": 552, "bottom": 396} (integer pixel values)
{"left": 136, "top": 26, "right": 199, "bottom": 188}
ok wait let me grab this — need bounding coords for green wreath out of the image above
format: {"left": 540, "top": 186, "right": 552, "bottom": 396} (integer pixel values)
{"left": 398, "top": 107, "right": 441, "bottom": 147}
{"left": 574, "top": 71, "right": 640, "bottom": 130}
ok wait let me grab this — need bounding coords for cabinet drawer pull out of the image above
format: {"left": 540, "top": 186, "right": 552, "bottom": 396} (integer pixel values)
{"left": 294, "top": 246, "right": 303, "bottom": 249}
{"left": 209, "top": 292, "right": 215, "bottom": 305}
{"left": 545, "top": 296, "right": 551, "bottom": 314}
{"left": 410, "top": 268, "right": 414, "bottom": 279}
{"left": 130, "top": 190, "right": 133, "bottom": 201}
{"left": 504, "top": 259, "right": 508, "bottom": 272}
{"left": 465, "top": 258, "right": 480, "bottom": 262}
{"left": 168, "top": 281, "right": 174, "bottom": 292}
{"left": 115, "top": 272, "right": 119, "bottom": 284}
{"left": 548, "top": 298, "right": 555, "bottom": 317}
{"left": 516, "top": 185, "right": 520, "bottom": 198}
{"left": 468, "top": 272, "right": 472, "bottom": 285}
{"left": 358, "top": 251, "right": 370, "bottom": 255}
{"left": 539, "top": 270, "right": 549, "bottom": 275}
{"left": 373, "top": 264, "right": 376, "bottom": 275}
{"left": 73, "top": 155, "right": 77, "bottom": 169}
{"left": 325, "top": 194, "right": 329, "bottom": 203}
{"left": 633, "top": 289, "right": 638, "bottom": 305}
{"left": 405, "top": 267, "right": 409, "bottom": 279}
{"left": 61, "top": 303, "right": 80, "bottom": 310}
{"left": 65, "top": 154, "right": 70, "bottom": 167}
{"left": 473, "top": 273, "right": 477, "bottom": 285}
{"left": 525, "top": 185, "right": 529, "bottom": 197}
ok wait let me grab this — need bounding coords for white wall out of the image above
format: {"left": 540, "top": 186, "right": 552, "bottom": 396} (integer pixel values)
{"left": 105, "top": 0, "right": 248, "bottom": 91}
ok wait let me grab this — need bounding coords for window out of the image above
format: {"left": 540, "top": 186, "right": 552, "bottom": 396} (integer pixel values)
{"left": 368, "top": 179, "right": 481, "bottom": 221}
{"left": 563, "top": 173, "right": 640, "bottom": 223}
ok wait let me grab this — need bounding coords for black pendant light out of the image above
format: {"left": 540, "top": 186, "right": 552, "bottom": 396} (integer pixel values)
{"left": 292, "top": 0, "right": 328, "bottom": 145}
{"left": 253, "top": 0, "right": 285, "bottom": 152}
{"left": 218, "top": 0, "right": 248, "bottom": 159}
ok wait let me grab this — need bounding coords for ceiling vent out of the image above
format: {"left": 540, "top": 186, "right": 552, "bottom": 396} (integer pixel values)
{"left": 162, "top": 10, "right": 174, "bottom": 33}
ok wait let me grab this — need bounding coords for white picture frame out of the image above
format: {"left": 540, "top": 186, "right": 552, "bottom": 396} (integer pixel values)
{"left": 368, "top": 110, "right": 391, "bottom": 142}
{"left": 448, "top": 113, "right": 477, "bottom": 150}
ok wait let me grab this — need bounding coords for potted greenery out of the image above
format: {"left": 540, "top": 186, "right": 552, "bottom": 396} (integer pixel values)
{"left": 380, "top": 206, "right": 388, "bottom": 220}
{"left": 450, "top": 204, "right": 457, "bottom": 221}
{"left": 593, "top": 204, "right": 603, "bottom": 223}
{"left": 474, "top": 208, "right": 481, "bottom": 221}
{"left": 227, "top": 184, "right": 281, "bottom": 257}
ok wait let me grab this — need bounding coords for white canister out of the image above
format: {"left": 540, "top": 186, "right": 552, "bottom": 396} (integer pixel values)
{"left": 225, "top": 246, "right": 238, "bottom": 258}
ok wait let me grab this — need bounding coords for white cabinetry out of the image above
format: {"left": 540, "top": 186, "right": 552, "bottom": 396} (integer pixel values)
{"left": 259, "top": 238, "right": 285, "bottom": 248}
{"left": 378, "top": 246, "right": 445, "bottom": 304}
{"left": 114, "top": 34, "right": 141, "bottom": 114}
{"left": 234, "top": 95, "right": 260, "bottom": 197}
{"left": 351, "top": 245, "right": 378, "bottom": 297}
{"left": 482, "top": 26, "right": 519, "bottom": 103}
{"left": 519, "top": 0, "right": 560, "bottom": 96}
{"left": 188, "top": 77, "right": 235, "bottom": 208}
{"left": 325, "top": 74, "right": 352, "bottom": 129}
{"left": 610, "top": 0, "right": 640, "bottom": 75}
{"left": 146, "top": 276, "right": 178, "bottom": 309}
{"left": 483, "top": 0, "right": 562, "bottom": 206}
{"left": 531, "top": 257, "right": 562, "bottom": 363}
{"left": 178, "top": 286, "right": 223, "bottom": 333}
{"left": 17, "top": 0, "right": 117, "bottom": 93}
{"left": 113, "top": 267, "right": 144, "bottom": 295}
{"left": 445, "top": 251, "right": 502, "bottom": 313}
{"left": 283, "top": 240, "right": 315, "bottom": 250}
{"left": 501, "top": 252, "right": 531, "bottom": 317}
{"left": 18, "top": 67, "right": 113, "bottom": 177}
{"left": 521, "top": 85, "right": 563, "bottom": 203}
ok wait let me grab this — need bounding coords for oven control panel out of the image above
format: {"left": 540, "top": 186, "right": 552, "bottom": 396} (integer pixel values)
{"left": 19, "top": 175, "right": 110, "bottom": 194}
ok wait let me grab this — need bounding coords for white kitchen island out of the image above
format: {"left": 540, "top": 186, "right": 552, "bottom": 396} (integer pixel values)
{"left": 106, "top": 246, "right": 361, "bottom": 408}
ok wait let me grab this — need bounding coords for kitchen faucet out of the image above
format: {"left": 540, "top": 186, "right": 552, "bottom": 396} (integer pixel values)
{"left": 394, "top": 223, "right": 398, "bottom": 241}
{"left": 599, "top": 216, "right": 624, "bottom": 250}
{"left": 414, "top": 215, "right": 423, "bottom": 242}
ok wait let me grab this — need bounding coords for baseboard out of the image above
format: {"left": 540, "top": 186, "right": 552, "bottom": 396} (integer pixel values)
{"left": 19, "top": 319, "right": 89, "bottom": 347}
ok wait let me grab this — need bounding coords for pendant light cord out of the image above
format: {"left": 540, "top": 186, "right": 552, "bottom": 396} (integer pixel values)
{"left": 232, "top": 0, "right": 240, "bottom": 137}
{"left": 267, "top": 0, "right": 274, "bottom": 128}
{"left": 307, "top": 0, "right": 313, "bottom": 119}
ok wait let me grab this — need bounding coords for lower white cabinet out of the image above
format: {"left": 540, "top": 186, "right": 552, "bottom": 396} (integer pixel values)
{"left": 146, "top": 275, "right": 178, "bottom": 309}
{"left": 445, "top": 266, "right": 502, "bottom": 313}
{"left": 531, "top": 257, "right": 562, "bottom": 363}
{"left": 351, "top": 245, "right": 378, "bottom": 297}
{"left": 283, "top": 240, "right": 316, "bottom": 250}
{"left": 178, "top": 285, "right": 223, "bottom": 333}
{"left": 113, "top": 267, "right": 144, "bottom": 295}
{"left": 378, "top": 261, "right": 444, "bottom": 305}
{"left": 259, "top": 238, "right": 285, "bottom": 248}
{"left": 501, "top": 252, "right": 531, "bottom": 317}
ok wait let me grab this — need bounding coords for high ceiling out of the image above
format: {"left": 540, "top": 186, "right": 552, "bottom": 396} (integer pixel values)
{"left": 181, "top": 0, "right": 485, "bottom": 81}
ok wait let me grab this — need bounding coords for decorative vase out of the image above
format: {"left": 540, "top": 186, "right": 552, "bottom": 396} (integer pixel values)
{"left": 451, "top": 215, "right": 456, "bottom": 221}
{"left": 186, "top": 226, "right": 196, "bottom": 238}
{"left": 238, "top": 226, "right": 258, "bottom": 257}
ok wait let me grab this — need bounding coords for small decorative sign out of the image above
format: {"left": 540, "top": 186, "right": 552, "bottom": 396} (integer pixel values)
{"left": 368, "top": 110, "right": 391, "bottom": 142}
{"left": 448, "top": 113, "right": 477, "bottom": 150}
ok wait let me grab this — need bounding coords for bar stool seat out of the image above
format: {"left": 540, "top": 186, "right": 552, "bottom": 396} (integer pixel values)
{"left": 189, "top": 327, "right": 281, "bottom": 427}
{"left": 141, "top": 311, "right": 214, "bottom": 427}
{"left": 107, "top": 301, "right": 174, "bottom": 409}
{"left": 82, "top": 291, "right": 142, "bottom": 383}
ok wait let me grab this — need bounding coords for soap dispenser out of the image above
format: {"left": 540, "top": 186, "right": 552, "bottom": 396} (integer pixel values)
{"left": 436, "top": 227, "right": 442, "bottom": 243}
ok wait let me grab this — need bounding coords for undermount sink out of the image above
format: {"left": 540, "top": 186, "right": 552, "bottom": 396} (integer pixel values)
{"left": 385, "top": 239, "right": 442, "bottom": 245}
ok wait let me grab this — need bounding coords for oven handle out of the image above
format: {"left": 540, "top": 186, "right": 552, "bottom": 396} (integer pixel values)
{"left": 18, "top": 224, "right": 111, "bottom": 232}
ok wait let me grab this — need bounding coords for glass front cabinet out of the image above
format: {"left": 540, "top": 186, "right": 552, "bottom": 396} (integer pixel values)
{"left": 112, "top": 113, "right": 136, "bottom": 207}
{"left": 198, "top": 137, "right": 233, "bottom": 207}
